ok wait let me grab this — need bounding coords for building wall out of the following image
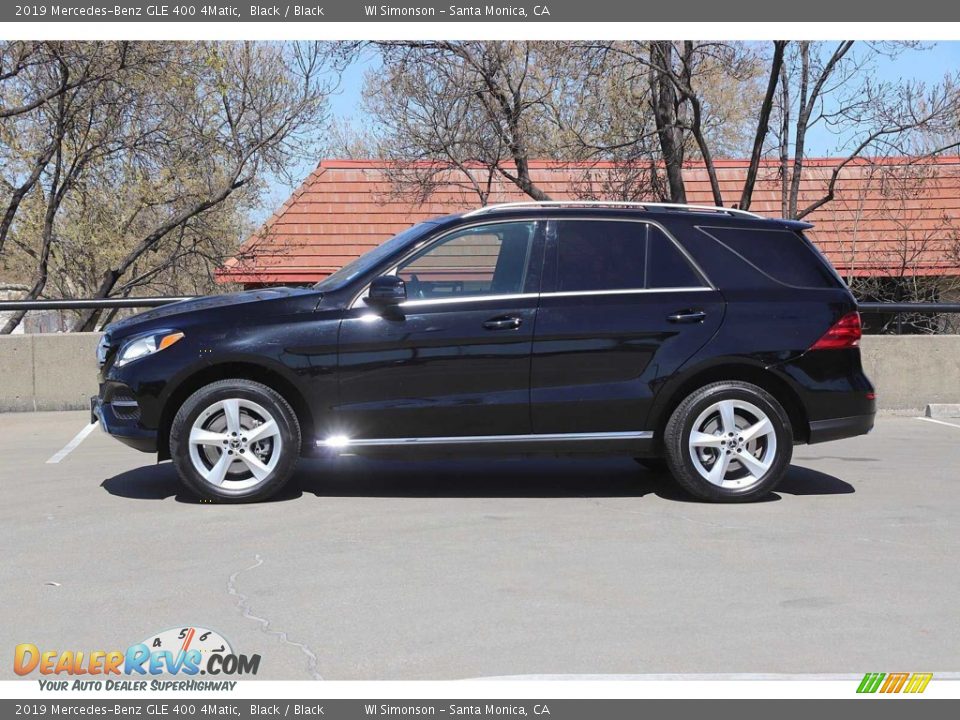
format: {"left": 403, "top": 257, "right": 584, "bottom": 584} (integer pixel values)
{"left": 219, "top": 157, "right": 960, "bottom": 287}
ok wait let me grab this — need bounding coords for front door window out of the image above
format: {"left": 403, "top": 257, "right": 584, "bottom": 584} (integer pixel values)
{"left": 396, "top": 221, "right": 538, "bottom": 301}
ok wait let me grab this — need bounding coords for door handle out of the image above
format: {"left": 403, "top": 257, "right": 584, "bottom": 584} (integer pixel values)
{"left": 667, "top": 309, "right": 707, "bottom": 324}
{"left": 483, "top": 316, "right": 523, "bottom": 331}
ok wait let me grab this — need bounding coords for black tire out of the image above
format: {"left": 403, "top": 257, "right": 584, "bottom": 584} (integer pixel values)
{"left": 663, "top": 381, "right": 792, "bottom": 503}
{"left": 170, "top": 379, "right": 301, "bottom": 503}
{"left": 634, "top": 457, "right": 668, "bottom": 473}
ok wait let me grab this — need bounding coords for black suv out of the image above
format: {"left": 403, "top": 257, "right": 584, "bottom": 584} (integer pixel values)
{"left": 93, "top": 202, "right": 875, "bottom": 503}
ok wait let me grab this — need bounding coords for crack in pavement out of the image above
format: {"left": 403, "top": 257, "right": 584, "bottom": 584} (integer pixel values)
{"left": 227, "top": 554, "right": 324, "bottom": 680}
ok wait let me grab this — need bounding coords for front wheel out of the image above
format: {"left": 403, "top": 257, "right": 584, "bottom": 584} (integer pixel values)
{"left": 170, "top": 379, "right": 301, "bottom": 502}
{"left": 663, "top": 381, "right": 792, "bottom": 502}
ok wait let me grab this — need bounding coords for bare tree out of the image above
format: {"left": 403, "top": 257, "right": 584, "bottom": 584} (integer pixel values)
{"left": 361, "top": 44, "right": 506, "bottom": 205}
{"left": 773, "top": 41, "right": 960, "bottom": 219}
{"left": 71, "top": 42, "right": 339, "bottom": 331}
{"left": 564, "top": 40, "right": 959, "bottom": 219}
{"left": 826, "top": 158, "right": 960, "bottom": 333}
{"left": 0, "top": 41, "right": 130, "bottom": 120}
{"left": 363, "top": 41, "right": 571, "bottom": 204}
{"left": 1, "top": 43, "right": 134, "bottom": 333}
{"left": 0, "top": 42, "right": 131, "bottom": 256}
{"left": 0, "top": 92, "right": 66, "bottom": 334}
{"left": 564, "top": 40, "right": 769, "bottom": 205}
{"left": 647, "top": 41, "right": 688, "bottom": 202}
{"left": 0, "top": 41, "right": 343, "bottom": 333}
{"left": 358, "top": 40, "right": 768, "bottom": 206}
{"left": 739, "top": 40, "right": 787, "bottom": 211}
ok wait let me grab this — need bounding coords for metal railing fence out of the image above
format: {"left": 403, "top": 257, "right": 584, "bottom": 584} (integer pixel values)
{"left": 1, "top": 298, "right": 959, "bottom": 334}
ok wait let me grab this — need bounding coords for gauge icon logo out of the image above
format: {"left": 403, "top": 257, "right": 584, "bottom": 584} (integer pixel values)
{"left": 143, "top": 625, "right": 233, "bottom": 666}
{"left": 142, "top": 626, "right": 233, "bottom": 659}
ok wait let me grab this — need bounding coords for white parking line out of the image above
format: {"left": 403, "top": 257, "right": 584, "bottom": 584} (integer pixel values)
{"left": 915, "top": 416, "right": 960, "bottom": 430}
{"left": 46, "top": 422, "right": 99, "bottom": 464}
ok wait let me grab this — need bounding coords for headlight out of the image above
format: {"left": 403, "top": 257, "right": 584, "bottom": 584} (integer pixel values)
{"left": 115, "top": 331, "right": 185, "bottom": 367}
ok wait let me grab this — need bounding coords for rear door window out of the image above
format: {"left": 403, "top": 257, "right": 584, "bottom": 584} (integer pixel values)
{"left": 554, "top": 220, "right": 704, "bottom": 292}
{"left": 646, "top": 226, "right": 705, "bottom": 288}
{"left": 555, "top": 220, "right": 645, "bottom": 292}
{"left": 698, "top": 226, "right": 840, "bottom": 288}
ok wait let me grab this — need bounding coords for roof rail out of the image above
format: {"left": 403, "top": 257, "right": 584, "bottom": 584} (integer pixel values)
{"left": 463, "top": 200, "right": 763, "bottom": 220}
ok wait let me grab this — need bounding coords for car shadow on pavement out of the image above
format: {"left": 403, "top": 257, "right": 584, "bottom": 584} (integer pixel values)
{"left": 101, "top": 458, "right": 854, "bottom": 503}
{"left": 101, "top": 464, "right": 211, "bottom": 504}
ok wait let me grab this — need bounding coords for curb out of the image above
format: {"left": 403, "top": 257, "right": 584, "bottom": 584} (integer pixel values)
{"left": 925, "top": 404, "right": 960, "bottom": 419}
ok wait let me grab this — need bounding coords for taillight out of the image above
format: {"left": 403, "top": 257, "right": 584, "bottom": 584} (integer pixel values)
{"left": 810, "top": 311, "right": 862, "bottom": 350}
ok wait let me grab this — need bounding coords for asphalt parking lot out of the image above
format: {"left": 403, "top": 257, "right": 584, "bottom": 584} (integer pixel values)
{"left": 1, "top": 411, "right": 958, "bottom": 680}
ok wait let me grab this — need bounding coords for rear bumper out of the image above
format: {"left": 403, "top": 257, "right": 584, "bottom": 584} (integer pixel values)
{"left": 808, "top": 413, "right": 875, "bottom": 444}
{"left": 771, "top": 347, "right": 876, "bottom": 445}
{"left": 91, "top": 395, "right": 158, "bottom": 453}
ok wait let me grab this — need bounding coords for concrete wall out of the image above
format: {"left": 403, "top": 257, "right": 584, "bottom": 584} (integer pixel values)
{"left": 1, "top": 333, "right": 959, "bottom": 412}
{"left": 0, "top": 333, "right": 101, "bottom": 411}
{"left": 860, "top": 336, "right": 960, "bottom": 410}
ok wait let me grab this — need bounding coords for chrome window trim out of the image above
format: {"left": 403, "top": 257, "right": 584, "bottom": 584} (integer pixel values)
{"left": 540, "top": 287, "right": 713, "bottom": 300}
{"left": 401, "top": 292, "right": 537, "bottom": 308}
{"left": 318, "top": 430, "right": 653, "bottom": 448}
{"left": 349, "top": 216, "right": 714, "bottom": 310}
{"left": 401, "top": 286, "right": 713, "bottom": 308}
{"left": 354, "top": 286, "right": 715, "bottom": 312}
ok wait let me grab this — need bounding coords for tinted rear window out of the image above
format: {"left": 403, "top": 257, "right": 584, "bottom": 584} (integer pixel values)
{"left": 698, "top": 226, "right": 840, "bottom": 288}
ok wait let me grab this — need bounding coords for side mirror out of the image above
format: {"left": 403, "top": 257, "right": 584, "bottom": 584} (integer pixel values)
{"left": 365, "top": 275, "right": 406, "bottom": 306}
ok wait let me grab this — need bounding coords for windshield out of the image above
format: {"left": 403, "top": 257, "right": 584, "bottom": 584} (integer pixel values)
{"left": 312, "top": 222, "right": 438, "bottom": 291}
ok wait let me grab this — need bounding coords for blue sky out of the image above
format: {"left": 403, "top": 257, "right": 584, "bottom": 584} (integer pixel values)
{"left": 328, "top": 54, "right": 374, "bottom": 121}
{"left": 257, "top": 41, "right": 960, "bottom": 222}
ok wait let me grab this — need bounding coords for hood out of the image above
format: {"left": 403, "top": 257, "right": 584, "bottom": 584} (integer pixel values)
{"left": 106, "top": 287, "right": 314, "bottom": 338}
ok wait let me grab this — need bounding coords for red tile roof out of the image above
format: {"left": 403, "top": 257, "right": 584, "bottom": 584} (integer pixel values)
{"left": 219, "top": 157, "right": 960, "bottom": 284}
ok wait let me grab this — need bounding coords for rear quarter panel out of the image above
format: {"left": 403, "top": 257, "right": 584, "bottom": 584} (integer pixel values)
{"left": 650, "top": 217, "right": 870, "bottom": 429}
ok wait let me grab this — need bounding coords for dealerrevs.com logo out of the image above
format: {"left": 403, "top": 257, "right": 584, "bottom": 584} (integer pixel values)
{"left": 14, "top": 627, "right": 260, "bottom": 691}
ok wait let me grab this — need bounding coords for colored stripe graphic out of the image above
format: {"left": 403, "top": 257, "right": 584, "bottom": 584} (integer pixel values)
{"left": 857, "top": 672, "right": 933, "bottom": 694}
{"left": 880, "top": 672, "right": 909, "bottom": 693}
{"left": 857, "top": 673, "right": 885, "bottom": 693}
{"left": 904, "top": 673, "right": 933, "bottom": 693}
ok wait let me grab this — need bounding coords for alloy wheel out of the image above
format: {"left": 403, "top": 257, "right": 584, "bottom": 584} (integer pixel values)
{"left": 187, "top": 398, "right": 282, "bottom": 491}
{"left": 687, "top": 399, "right": 777, "bottom": 489}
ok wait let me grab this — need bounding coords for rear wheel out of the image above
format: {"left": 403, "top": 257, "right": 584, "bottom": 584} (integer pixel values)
{"left": 663, "top": 381, "right": 792, "bottom": 502}
{"left": 170, "top": 379, "right": 301, "bottom": 502}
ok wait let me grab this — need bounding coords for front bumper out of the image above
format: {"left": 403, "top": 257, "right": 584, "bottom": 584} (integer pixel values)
{"left": 91, "top": 394, "right": 158, "bottom": 453}
{"left": 808, "top": 413, "right": 875, "bottom": 444}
